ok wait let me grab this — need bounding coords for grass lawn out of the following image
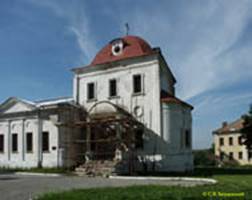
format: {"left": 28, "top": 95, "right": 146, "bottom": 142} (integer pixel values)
{"left": 38, "top": 175, "right": 252, "bottom": 200}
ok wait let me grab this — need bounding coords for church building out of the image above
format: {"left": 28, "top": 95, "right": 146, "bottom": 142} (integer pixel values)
{"left": 0, "top": 35, "right": 193, "bottom": 173}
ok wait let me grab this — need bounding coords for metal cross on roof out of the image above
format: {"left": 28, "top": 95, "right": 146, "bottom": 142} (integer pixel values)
{"left": 125, "top": 23, "right": 129, "bottom": 35}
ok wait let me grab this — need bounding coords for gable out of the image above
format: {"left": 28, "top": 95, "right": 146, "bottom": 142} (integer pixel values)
{"left": 4, "top": 102, "right": 34, "bottom": 114}
{"left": 0, "top": 98, "right": 36, "bottom": 115}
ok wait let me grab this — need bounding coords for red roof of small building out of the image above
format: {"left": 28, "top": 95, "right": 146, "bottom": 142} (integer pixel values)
{"left": 91, "top": 35, "right": 154, "bottom": 66}
{"left": 160, "top": 90, "right": 193, "bottom": 109}
{"left": 213, "top": 118, "right": 245, "bottom": 134}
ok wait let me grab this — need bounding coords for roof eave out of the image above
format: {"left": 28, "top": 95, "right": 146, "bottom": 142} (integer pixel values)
{"left": 71, "top": 52, "right": 159, "bottom": 74}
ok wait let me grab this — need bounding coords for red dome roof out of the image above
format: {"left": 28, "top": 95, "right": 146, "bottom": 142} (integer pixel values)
{"left": 91, "top": 35, "right": 154, "bottom": 66}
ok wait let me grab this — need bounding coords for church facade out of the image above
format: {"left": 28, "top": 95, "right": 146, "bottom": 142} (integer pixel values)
{"left": 0, "top": 35, "right": 193, "bottom": 172}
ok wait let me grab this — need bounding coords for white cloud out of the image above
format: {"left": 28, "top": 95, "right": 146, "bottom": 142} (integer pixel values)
{"left": 194, "top": 92, "right": 252, "bottom": 118}
{"left": 122, "top": 0, "right": 252, "bottom": 100}
{"left": 27, "top": 0, "right": 97, "bottom": 64}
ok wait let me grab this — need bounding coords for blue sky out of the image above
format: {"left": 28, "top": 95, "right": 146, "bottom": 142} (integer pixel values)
{"left": 0, "top": 0, "right": 251, "bottom": 149}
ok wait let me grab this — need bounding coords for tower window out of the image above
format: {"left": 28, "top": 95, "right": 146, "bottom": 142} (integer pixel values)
{"left": 26, "top": 132, "right": 33, "bottom": 152}
{"left": 109, "top": 79, "right": 117, "bottom": 97}
{"left": 135, "top": 129, "right": 144, "bottom": 149}
{"left": 133, "top": 74, "right": 142, "bottom": 94}
{"left": 185, "top": 130, "right": 191, "bottom": 148}
{"left": 0, "top": 135, "right": 4, "bottom": 152}
{"left": 111, "top": 39, "right": 124, "bottom": 56}
{"left": 42, "top": 132, "right": 49, "bottom": 152}
{"left": 219, "top": 137, "right": 224, "bottom": 146}
{"left": 87, "top": 82, "right": 95, "bottom": 100}
{"left": 12, "top": 133, "right": 18, "bottom": 152}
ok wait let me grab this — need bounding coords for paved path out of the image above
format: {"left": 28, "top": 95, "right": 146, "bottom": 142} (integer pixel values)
{"left": 0, "top": 173, "right": 213, "bottom": 200}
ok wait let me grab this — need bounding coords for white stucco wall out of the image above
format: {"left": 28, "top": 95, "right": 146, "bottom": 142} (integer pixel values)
{"left": 214, "top": 133, "right": 252, "bottom": 165}
{"left": 0, "top": 117, "right": 59, "bottom": 168}
{"left": 160, "top": 103, "right": 193, "bottom": 171}
{"left": 73, "top": 56, "right": 193, "bottom": 172}
{"left": 74, "top": 58, "right": 162, "bottom": 136}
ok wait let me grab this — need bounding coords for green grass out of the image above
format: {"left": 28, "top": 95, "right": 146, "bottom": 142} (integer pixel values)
{"left": 38, "top": 175, "right": 252, "bottom": 200}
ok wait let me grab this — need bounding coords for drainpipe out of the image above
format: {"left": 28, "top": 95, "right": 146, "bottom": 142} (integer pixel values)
{"left": 76, "top": 76, "right": 80, "bottom": 104}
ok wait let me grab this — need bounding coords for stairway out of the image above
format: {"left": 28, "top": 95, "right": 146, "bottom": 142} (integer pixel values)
{"left": 75, "top": 160, "right": 119, "bottom": 177}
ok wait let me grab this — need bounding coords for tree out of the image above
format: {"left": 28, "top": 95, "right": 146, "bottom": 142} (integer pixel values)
{"left": 241, "top": 104, "right": 252, "bottom": 150}
{"left": 193, "top": 146, "right": 216, "bottom": 166}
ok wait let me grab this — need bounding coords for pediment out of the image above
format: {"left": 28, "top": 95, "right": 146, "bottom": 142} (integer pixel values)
{"left": 0, "top": 97, "right": 36, "bottom": 114}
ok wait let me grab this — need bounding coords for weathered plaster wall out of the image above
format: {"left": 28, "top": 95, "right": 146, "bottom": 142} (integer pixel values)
{"left": 75, "top": 59, "right": 161, "bottom": 136}
{"left": 214, "top": 132, "right": 252, "bottom": 165}
{"left": 160, "top": 103, "right": 193, "bottom": 171}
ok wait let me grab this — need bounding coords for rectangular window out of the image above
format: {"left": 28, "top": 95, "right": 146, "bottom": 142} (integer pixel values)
{"left": 87, "top": 82, "right": 95, "bottom": 100}
{"left": 109, "top": 79, "right": 117, "bottom": 97}
{"left": 12, "top": 133, "right": 18, "bottom": 152}
{"left": 219, "top": 137, "right": 224, "bottom": 146}
{"left": 229, "top": 152, "right": 233, "bottom": 160}
{"left": 229, "top": 137, "right": 233, "bottom": 146}
{"left": 26, "top": 132, "right": 33, "bottom": 152}
{"left": 135, "top": 129, "right": 144, "bottom": 149}
{"left": 238, "top": 151, "right": 243, "bottom": 159}
{"left": 238, "top": 136, "right": 243, "bottom": 145}
{"left": 133, "top": 74, "right": 142, "bottom": 94}
{"left": 185, "top": 130, "right": 191, "bottom": 148}
{"left": 220, "top": 152, "right": 225, "bottom": 161}
{"left": 248, "top": 152, "right": 252, "bottom": 160}
{"left": 42, "top": 132, "right": 49, "bottom": 152}
{"left": 0, "top": 135, "right": 4, "bottom": 152}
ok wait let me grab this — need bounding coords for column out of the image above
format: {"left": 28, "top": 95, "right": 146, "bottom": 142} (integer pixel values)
{"left": 37, "top": 117, "right": 42, "bottom": 167}
{"left": 86, "top": 118, "right": 91, "bottom": 152}
{"left": 22, "top": 119, "right": 25, "bottom": 161}
{"left": 85, "top": 117, "right": 91, "bottom": 160}
{"left": 7, "top": 120, "right": 11, "bottom": 161}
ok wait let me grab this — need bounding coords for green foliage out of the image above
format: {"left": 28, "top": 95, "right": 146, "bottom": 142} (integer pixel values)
{"left": 241, "top": 104, "right": 252, "bottom": 150}
{"left": 193, "top": 148, "right": 216, "bottom": 166}
{"left": 194, "top": 166, "right": 252, "bottom": 176}
{"left": 37, "top": 175, "right": 252, "bottom": 200}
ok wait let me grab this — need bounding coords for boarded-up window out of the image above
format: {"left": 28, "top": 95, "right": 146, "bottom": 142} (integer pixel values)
{"left": 0, "top": 135, "right": 4, "bottom": 152}
{"left": 12, "top": 134, "right": 18, "bottom": 152}
{"left": 26, "top": 132, "right": 33, "bottom": 152}
{"left": 87, "top": 82, "right": 95, "bottom": 100}
{"left": 109, "top": 79, "right": 117, "bottom": 97}
{"left": 133, "top": 74, "right": 142, "bottom": 94}
{"left": 42, "top": 132, "right": 49, "bottom": 152}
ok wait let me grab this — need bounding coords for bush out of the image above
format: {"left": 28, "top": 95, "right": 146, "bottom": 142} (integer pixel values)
{"left": 193, "top": 148, "right": 216, "bottom": 166}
